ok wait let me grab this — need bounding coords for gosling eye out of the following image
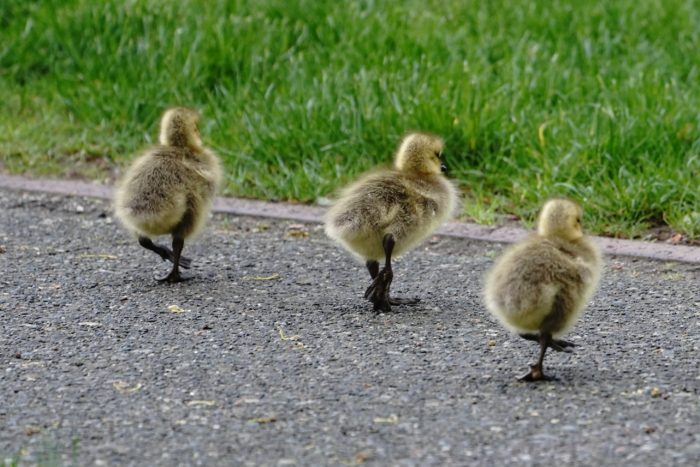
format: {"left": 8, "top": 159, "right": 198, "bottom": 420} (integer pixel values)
{"left": 435, "top": 151, "right": 442, "bottom": 159}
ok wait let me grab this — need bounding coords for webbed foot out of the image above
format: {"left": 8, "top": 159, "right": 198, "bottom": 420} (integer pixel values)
{"left": 364, "top": 268, "right": 393, "bottom": 312}
{"left": 388, "top": 297, "right": 421, "bottom": 306}
{"left": 156, "top": 270, "right": 191, "bottom": 283}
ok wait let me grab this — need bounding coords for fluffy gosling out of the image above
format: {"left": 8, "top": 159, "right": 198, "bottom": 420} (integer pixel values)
{"left": 114, "top": 107, "right": 222, "bottom": 283}
{"left": 325, "top": 132, "right": 458, "bottom": 312}
{"left": 484, "top": 198, "right": 602, "bottom": 381}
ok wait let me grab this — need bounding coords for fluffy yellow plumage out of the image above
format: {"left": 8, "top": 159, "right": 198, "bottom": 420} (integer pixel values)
{"left": 484, "top": 198, "right": 602, "bottom": 381}
{"left": 114, "top": 107, "right": 222, "bottom": 283}
{"left": 325, "top": 132, "right": 458, "bottom": 312}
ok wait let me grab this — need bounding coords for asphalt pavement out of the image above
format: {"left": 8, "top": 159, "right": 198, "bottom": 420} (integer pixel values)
{"left": 0, "top": 188, "right": 698, "bottom": 466}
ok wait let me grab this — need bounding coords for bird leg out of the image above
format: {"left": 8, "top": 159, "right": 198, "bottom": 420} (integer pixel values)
{"left": 138, "top": 236, "right": 192, "bottom": 269}
{"left": 519, "top": 333, "right": 556, "bottom": 382}
{"left": 364, "top": 235, "right": 394, "bottom": 312}
{"left": 519, "top": 333, "right": 576, "bottom": 353}
{"left": 366, "top": 260, "right": 379, "bottom": 279}
{"left": 157, "top": 236, "right": 189, "bottom": 283}
{"left": 364, "top": 234, "right": 420, "bottom": 312}
{"left": 156, "top": 208, "right": 195, "bottom": 283}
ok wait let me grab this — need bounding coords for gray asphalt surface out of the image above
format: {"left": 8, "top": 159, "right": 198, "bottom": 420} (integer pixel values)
{"left": 1, "top": 188, "right": 698, "bottom": 467}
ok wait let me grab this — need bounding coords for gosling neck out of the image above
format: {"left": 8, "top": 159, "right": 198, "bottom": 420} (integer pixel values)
{"left": 160, "top": 133, "right": 203, "bottom": 152}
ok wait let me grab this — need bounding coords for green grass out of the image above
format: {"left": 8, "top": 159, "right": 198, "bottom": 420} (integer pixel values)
{"left": 1, "top": 0, "right": 699, "bottom": 238}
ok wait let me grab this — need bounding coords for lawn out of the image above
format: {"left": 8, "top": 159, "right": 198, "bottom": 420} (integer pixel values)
{"left": 1, "top": 0, "right": 699, "bottom": 238}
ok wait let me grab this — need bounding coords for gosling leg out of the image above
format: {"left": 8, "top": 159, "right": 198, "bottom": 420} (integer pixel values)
{"left": 364, "top": 234, "right": 420, "bottom": 312}
{"left": 378, "top": 234, "right": 420, "bottom": 306}
{"left": 157, "top": 236, "right": 189, "bottom": 283}
{"left": 157, "top": 207, "right": 196, "bottom": 283}
{"left": 519, "top": 333, "right": 556, "bottom": 382}
{"left": 366, "top": 260, "right": 379, "bottom": 279}
{"left": 364, "top": 235, "right": 393, "bottom": 312}
{"left": 138, "top": 236, "right": 192, "bottom": 269}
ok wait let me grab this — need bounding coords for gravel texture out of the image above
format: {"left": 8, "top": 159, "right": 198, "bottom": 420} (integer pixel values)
{"left": 0, "top": 188, "right": 698, "bottom": 466}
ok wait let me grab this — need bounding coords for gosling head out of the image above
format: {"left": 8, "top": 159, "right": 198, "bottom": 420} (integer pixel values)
{"left": 159, "top": 107, "right": 202, "bottom": 150}
{"left": 394, "top": 132, "right": 447, "bottom": 175}
{"left": 537, "top": 198, "right": 584, "bottom": 241}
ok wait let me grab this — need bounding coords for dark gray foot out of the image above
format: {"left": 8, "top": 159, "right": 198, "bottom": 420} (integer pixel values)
{"left": 364, "top": 269, "right": 392, "bottom": 312}
{"left": 388, "top": 297, "right": 421, "bottom": 306}
{"left": 156, "top": 270, "right": 191, "bottom": 283}
{"left": 364, "top": 233, "right": 406, "bottom": 313}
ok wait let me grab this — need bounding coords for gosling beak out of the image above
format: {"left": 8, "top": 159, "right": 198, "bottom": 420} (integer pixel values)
{"left": 441, "top": 162, "right": 449, "bottom": 174}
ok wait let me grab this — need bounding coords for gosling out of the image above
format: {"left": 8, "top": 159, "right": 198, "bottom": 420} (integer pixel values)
{"left": 114, "top": 107, "right": 222, "bottom": 283}
{"left": 325, "top": 132, "right": 458, "bottom": 312}
{"left": 484, "top": 198, "right": 602, "bottom": 381}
